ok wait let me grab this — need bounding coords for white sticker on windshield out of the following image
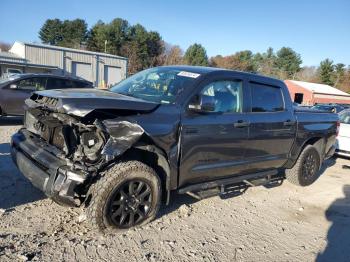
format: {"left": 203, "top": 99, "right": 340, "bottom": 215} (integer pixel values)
{"left": 177, "top": 71, "right": 201, "bottom": 78}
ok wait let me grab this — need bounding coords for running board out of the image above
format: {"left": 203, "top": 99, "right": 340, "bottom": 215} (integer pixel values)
{"left": 178, "top": 170, "right": 280, "bottom": 200}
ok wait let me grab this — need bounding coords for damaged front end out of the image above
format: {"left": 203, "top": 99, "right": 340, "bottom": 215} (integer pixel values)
{"left": 11, "top": 95, "right": 147, "bottom": 207}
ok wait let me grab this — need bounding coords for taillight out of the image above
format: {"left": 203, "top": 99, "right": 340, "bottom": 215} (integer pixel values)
{"left": 336, "top": 121, "right": 340, "bottom": 137}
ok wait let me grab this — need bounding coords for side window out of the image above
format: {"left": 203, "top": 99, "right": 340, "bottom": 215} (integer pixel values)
{"left": 46, "top": 78, "right": 60, "bottom": 89}
{"left": 46, "top": 78, "right": 72, "bottom": 89}
{"left": 63, "top": 80, "right": 74, "bottom": 89}
{"left": 72, "top": 80, "right": 89, "bottom": 88}
{"left": 250, "top": 83, "right": 284, "bottom": 112}
{"left": 16, "top": 78, "right": 46, "bottom": 91}
{"left": 200, "top": 80, "right": 243, "bottom": 113}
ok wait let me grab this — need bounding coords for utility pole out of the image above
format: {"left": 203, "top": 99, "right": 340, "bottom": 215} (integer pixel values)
{"left": 104, "top": 40, "right": 107, "bottom": 53}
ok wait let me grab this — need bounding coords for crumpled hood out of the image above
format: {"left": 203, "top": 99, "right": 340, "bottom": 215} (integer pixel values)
{"left": 26, "top": 88, "right": 160, "bottom": 117}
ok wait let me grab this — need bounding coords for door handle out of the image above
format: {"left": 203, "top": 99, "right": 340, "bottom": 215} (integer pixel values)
{"left": 234, "top": 120, "right": 250, "bottom": 128}
{"left": 283, "top": 120, "right": 296, "bottom": 126}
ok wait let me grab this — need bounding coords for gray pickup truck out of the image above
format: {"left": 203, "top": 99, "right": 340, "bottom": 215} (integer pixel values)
{"left": 11, "top": 66, "right": 338, "bottom": 232}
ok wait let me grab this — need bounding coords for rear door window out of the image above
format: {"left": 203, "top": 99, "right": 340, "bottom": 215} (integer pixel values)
{"left": 46, "top": 78, "right": 74, "bottom": 89}
{"left": 72, "top": 80, "right": 90, "bottom": 88}
{"left": 250, "top": 83, "right": 284, "bottom": 112}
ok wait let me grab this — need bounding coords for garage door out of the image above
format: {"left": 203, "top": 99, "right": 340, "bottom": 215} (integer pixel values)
{"left": 72, "top": 62, "right": 92, "bottom": 82}
{"left": 104, "top": 66, "right": 123, "bottom": 87}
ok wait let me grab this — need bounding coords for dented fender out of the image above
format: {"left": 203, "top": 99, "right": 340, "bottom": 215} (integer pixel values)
{"left": 101, "top": 120, "right": 145, "bottom": 158}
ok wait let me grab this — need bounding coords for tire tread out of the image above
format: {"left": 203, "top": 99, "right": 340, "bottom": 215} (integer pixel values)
{"left": 86, "top": 160, "right": 161, "bottom": 232}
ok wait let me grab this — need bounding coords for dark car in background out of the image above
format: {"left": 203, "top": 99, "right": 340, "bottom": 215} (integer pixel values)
{"left": 0, "top": 73, "right": 93, "bottom": 116}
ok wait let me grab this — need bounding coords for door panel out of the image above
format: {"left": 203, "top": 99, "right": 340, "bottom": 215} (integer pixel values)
{"left": 245, "top": 112, "right": 296, "bottom": 172}
{"left": 179, "top": 78, "right": 249, "bottom": 187}
{"left": 180, "top": 113, "right": 250, "bottom": 186}
{"left": 245, "top": 82, "right": 296, "bottom": 172}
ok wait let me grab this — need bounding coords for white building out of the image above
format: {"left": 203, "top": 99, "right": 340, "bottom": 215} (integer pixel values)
{"left": 0, "top": 41, "right": 128, "bottom": 87}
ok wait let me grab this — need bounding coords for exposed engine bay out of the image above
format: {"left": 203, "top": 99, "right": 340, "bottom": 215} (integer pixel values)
{"left": 24, "top": 101, "right": 145, "bottom": 174}
{"left": 11, "top": 89, "right": 174, "bottom": 207}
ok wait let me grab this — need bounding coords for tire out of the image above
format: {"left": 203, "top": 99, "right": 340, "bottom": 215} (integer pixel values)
{"left": 285, "top": 145, "right": 321, "bottom": 186}
{"left": 86, "top": 160, "right": 161, "bottom": 232}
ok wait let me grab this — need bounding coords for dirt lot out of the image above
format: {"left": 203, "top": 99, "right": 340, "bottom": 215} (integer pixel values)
{"left": 0, "top": 117, "right": 350, "bottom": 262}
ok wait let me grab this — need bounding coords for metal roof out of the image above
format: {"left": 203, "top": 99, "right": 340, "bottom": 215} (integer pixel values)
{"left": 290, "top": 80, "right": 350, "bottom": 97}
{"left": 158, "top": 65, "right": 223, "bottom": 74}
{"left": 18, "top": 41, "right": 127, "bottom": 60}
{"left": 0, "top": 52, "right": 26, "bottom": 61}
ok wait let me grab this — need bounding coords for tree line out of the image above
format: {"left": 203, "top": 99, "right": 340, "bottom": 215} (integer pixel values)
{"left": 37, "top": 18, "right": 350, "bottom": 93}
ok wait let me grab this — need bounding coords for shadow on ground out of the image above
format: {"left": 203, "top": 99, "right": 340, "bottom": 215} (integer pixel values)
{"left": 316, "top": 185, "right": 350, "bottom": 262}
{"left": 158, "top": 157, "right": 338, "bottom": 219}
{"left": 320, "top": 157, "right": 337, "bottom": 176}
{"left": 157, "top": 192, "right": 198, "bottom": 218}
{"left": 0, "top": 142, "right": 45, "bottom": 210}
{"left": 0, "top": 116, "right": 23, "bottom": 126}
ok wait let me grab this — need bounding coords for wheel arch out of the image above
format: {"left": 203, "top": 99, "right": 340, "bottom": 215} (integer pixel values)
{"left": 285, "top": 136, "right": 325, "bottom": 169}
{"left": 119, "top": 143, "right": 172, "bottom": 205}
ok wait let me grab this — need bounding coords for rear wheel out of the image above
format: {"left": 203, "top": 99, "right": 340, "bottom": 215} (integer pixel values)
{"left": 86, "top": 161, "right": 161, "bottom": 232}
{"left": 286, "top": 145, "right": 321, "bottom": 186}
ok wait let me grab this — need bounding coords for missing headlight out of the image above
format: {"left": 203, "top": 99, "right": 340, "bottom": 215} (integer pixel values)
{"left": 78, "top": 131, "right": 106, "bottom": 163}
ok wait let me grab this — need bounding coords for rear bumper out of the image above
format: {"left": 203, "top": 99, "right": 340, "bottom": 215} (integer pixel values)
{"left": 11, "top": 129, "right": 86, "bottom": 206}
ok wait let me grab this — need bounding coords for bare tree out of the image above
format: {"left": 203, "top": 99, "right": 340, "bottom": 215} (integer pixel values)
{"left": 295, "top": 66, "right": 319, "bottom": 82}
{"left": 0, "top": 41, "right": 11, "bottom": 52}
{"left": 164, "top": 45, "right": 183, "bottom": 65}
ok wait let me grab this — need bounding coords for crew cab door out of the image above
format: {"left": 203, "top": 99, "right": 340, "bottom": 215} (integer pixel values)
{"left": 179, "top": 77, "right": 250, "bottom": 187}
{"left": 244, "top": 81, "right": 296, "bottom": 172}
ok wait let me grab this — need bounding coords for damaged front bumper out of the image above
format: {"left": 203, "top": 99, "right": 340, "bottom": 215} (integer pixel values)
{"left": 11, "top": 129, "right": 87, "bottom": 207}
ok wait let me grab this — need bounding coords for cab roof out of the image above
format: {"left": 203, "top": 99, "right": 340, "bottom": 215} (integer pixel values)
{"left": 158, "top": 65, "right": 284, "bottom": 85}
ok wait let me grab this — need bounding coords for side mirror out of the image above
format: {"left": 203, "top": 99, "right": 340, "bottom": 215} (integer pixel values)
{"left": 188, "top": 94, "right": 216, "bottom": 113}
{"left": 10, "top": 84, "right": 17, "bottom": 89}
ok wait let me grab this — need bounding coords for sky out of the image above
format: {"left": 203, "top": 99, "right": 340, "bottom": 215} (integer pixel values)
{"left": 1, "top": 0, "right": 349, "bottom": 66}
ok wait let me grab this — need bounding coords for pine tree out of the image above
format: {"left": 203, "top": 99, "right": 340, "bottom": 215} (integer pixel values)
{"left": 184, "top": 44, "right": 209, "bottom": 66}
{"left": 319, "top": 59, "right": 335, "bottom": 86}
{"left": 39, "top": 19, "right": 63, "bottom": 45}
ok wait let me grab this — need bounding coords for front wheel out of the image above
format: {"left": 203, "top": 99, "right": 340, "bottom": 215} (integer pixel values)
{"left": 285, "top": 145, "right": 321, "bottom": 186}
{"left": 86, "top": 161, "right": 161, "bottom": 232}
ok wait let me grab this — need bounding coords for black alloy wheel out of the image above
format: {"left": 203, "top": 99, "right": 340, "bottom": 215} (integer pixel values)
{"left": 302, "top": 152, "right": 318, "bottom": 179}
{"left": 107, "top": 179, "right": 152, "bottom": 228}
{"left": 285, "top": 145, "right": 321, "bottom": 186}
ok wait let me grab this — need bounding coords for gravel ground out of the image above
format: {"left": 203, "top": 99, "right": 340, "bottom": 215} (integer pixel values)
{"left": 1, "top": 117, "right": 350, "bottom": 262}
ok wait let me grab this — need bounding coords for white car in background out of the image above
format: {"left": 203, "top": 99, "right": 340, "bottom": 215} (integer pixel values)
{"left": 336, "top": 109, "right": 350, "bottom": 158}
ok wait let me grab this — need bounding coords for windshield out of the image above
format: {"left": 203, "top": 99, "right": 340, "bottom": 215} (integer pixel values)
{"left": 110, "top": 68, "right": 199, "bottom": 104}
{"left": 339, "top": 110, "right": 350, "bottom": 124}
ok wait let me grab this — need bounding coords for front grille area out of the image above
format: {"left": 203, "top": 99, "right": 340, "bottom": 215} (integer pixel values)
{"left": 25, "top": 110, "right": 76, "bottom": 155}
{"left": 30, "top": 94, "right": 59, "bottom": 107}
